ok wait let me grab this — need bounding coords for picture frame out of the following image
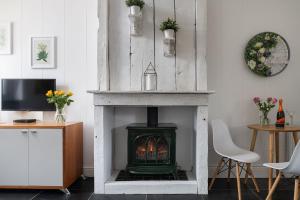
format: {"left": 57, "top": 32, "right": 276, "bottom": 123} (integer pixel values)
{"left": 0, "top": 22, "right": 12, "bottom": 54}
{"left": 31, "top": 36, "right": 56, "bottom": 69}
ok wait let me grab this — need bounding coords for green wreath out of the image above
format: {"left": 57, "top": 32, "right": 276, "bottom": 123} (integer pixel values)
{"left": 244, "top": 32, "right": 281, "bottom": 77}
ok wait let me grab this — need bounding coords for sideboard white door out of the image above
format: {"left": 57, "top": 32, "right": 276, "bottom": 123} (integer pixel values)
{"left": 0, "top": 129, "right": 28, "bottom": 186}
{"left": 28, "top": 129, "right": 63, "bottom": 186}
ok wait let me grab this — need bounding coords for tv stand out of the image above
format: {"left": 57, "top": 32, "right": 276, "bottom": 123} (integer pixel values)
{"left": 13, "top": 119, "right": 37, "bottom": 123}
{"left": 0, "top": 122, "right": 83, "bottom": 193}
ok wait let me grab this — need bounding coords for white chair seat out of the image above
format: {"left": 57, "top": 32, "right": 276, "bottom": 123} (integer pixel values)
{"left": 263, "top": 162, "right": 289, "bottom": 170}
{"left": 217, "top": 147, "right": 260, "bottom": 163}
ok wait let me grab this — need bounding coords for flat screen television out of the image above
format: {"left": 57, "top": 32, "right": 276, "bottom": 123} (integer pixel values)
{"left": 1, "top": 79, "right": 56, "bottom": 111}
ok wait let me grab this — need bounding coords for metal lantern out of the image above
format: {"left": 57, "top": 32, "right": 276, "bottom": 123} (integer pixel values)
{"left": 144, "top": 62, "right": 157, "bottom": 91}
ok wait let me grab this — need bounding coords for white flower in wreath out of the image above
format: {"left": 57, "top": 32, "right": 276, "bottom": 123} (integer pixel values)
{"left": 276, "top": 36, "right": 282, "bottom": 41}
{"left": 254, "top": 42, "right": 263, "bottom": 49}
{"left": 248, "top": 60, "right": 256, "bottom": 70}
{"left": 250, "top": 50, "right": 257, "bottom": 56}
{"left": 258, "top": 48, "right": 266, "bottom": 54}
{"left": 259, "top": 56, "right": 266, "bottom": 63}
{"left": 265, "top": 35, "right": 271, "bottom": 40}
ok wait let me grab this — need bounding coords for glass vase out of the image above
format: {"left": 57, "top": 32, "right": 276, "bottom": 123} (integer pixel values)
{"left": 55, "top": 104, "right": 66, "bottom": 123}
{"left": 261, "top": 111, "right": 270, "bottom": 126}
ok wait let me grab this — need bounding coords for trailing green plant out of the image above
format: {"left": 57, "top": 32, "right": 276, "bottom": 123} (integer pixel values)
{"left": 160, "top": 18, "right": 179, "bottom": 32}
{"left": 125, "top": 0, "right": 145, "bottom": 9}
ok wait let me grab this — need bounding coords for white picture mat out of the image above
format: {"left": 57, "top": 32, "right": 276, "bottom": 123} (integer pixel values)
{"left": 31, "top": 36, "right": 56, "bottom": 69}
{"left": 0, "top": 22, "right": 12, "bottom": 54}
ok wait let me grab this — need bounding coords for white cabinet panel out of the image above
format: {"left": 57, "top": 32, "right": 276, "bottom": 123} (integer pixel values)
{"left": 0, "top": 129, "right": 28, "bottom": 186}
{"left": 28, "top": 129, "right": 63, "bottom": 186}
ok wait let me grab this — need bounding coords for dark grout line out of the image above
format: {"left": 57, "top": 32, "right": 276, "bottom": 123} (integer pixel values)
{"left": 30, "top": 191, "right": 43, "bottom": 200}
{"left": 87, "top": 192, "right": 94, "bottom": 200}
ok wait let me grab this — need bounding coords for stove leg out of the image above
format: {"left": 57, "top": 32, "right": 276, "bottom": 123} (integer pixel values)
{"left": 172, "top": 171, "right": 178, "bottom": 180}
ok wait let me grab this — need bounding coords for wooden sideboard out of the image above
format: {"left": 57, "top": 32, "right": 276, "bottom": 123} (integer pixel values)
{"left": 0, "top": 122, "right": 83, "bottom": 193}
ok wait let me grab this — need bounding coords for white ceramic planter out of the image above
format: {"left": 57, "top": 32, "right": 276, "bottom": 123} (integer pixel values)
{"left": 163, "top": 29, "right": 176, "bottom": 57}
{"left": 163, "top": 29, "right": 175, "bottom": 40}
{"left": 130, "top": 5, "right": 141, "bottom": 16}
{"left": 129, "top": 6, "right": 143, "bottom": 36}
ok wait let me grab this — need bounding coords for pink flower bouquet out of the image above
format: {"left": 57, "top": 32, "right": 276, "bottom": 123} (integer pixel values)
{"left": 253, "top": 97, "right": 277, "bottom": 125}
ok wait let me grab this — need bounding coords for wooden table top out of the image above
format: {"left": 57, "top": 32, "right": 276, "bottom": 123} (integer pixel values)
{"left": 0, "top": 121, "right": 82, "bottom": 129}
{"left": 248, "top": 124, "right": 300, "bottom": 132}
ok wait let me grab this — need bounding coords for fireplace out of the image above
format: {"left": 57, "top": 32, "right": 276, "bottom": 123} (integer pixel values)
{"left": 126, "top": 123, "right": 177, "bottom": 176}
{"left": 89, "top": 91, "right": 212, "bottom": 194}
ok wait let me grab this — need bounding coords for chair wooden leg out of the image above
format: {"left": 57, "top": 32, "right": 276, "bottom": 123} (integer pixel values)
{"left": 236, "top": 162, "right": 242, "bottom": 200}
{"left": 209, "top": 158, "right": 224, "bottom": 190}
{"left": 266, "top": 172, "right": 281, "bottom": 200}
{"left": 227, "top": 159, "right": 232, "bottom": 182}
{"left": 294, "top": 177, "right": 299, "bottom": 200}
{"left": 248, "top": 167, "right": 260, "bottom": 193}
{"left": 245, "top": 130, "right": 257, "bottom": 184}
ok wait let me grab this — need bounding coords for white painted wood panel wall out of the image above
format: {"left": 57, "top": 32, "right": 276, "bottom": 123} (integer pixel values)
{"left": 0, "top": 0, "right": 98, "bottom": 176}
{"left": 99, "top": 0, "right": 207, "bottom": 91}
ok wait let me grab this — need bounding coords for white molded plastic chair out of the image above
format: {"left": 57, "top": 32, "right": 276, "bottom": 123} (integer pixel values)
{"left": 264, "top": 142, "right": 300, "bottom": 200}
{"left": 210, "top": 119, "right": 261, "bottom": 200}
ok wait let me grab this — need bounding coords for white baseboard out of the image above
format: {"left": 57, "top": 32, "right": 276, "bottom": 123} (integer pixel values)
{"left": 84, "top": 166, "right": 270, "bottom": 178}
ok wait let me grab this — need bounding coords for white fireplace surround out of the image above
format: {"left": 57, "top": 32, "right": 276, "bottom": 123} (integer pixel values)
{"left": 91, "top": 0, "right": 210, "bottom": 194}
{"left": 89, "top": 91, "right": 214, "bottom": 194}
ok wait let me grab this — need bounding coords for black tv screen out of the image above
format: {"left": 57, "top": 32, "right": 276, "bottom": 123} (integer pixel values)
{"left": 1, "top": 79, "right": 56, "bottom": 111}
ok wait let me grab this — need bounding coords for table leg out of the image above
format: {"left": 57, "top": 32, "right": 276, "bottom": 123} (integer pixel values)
{"left": 275, "top": 133, "right": 279, "bottom": 176}
{"left": 245, "top": 130, "right": 257, "bottom": 184}
{"left": 268, "top": 131, "right": 275, "bottom": 197}
{"left": 293, "top": 132, "right": 299, "bottom": 145}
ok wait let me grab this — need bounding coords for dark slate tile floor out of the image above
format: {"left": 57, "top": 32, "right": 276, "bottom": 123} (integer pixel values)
{"left": 0, "top": 178, "right": 295, "bottom": 200}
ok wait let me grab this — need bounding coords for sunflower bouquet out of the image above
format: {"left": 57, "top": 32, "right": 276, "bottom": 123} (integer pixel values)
{"left": 46, "top": 90, "right": 74, "bottom": 122}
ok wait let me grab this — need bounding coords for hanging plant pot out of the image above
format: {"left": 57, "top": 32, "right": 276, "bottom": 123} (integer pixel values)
{"left": 130, "top": 5, "right": 141, "bottom": 16}
{"left": 163, "top": 30, "right": 176, "bottom": 57}
{"left": 160, "top": 18, "right": 179, "bottom": 57}
{"left": 128, "top": 6, "right": 143, "bottom": 36}
{"left": 163, "top": 29, "right": 175, "bottom": 40}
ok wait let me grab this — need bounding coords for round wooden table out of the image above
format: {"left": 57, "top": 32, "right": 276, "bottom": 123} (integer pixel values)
{"left": 247, "top": 124, "right": 300, "bottom": 197}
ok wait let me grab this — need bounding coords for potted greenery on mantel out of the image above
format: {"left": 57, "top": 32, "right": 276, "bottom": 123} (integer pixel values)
{"left": 126, "top": 0, "right": 145, "bottom": 36}
{"left": 160, "top": 18, "right": 179, "bottom": 57}
{"left": 126, "top": 0, "right": 145, "bottom": 15}
{"left": 160, "top": 18, "right": 179, "bottom": 40}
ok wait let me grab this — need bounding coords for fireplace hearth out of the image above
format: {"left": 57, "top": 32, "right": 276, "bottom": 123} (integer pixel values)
{"left": 126, "top": 123, "right": 177, "bottom": 176}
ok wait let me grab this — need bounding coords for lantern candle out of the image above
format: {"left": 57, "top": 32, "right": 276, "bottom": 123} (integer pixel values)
{"left": 144, "top": 62, "right": 157, "bottom": 91}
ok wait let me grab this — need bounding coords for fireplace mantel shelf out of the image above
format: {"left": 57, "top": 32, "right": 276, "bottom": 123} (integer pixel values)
{"left": 88, "top": 90, "right": 215, "bottom": 106}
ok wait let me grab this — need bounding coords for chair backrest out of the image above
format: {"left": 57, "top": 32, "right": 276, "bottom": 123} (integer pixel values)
{"left": 283, "top": 141, "right": 300, "bottom": 175}
{"left": 211, "top": 119, "right": 237, "bottom": 156}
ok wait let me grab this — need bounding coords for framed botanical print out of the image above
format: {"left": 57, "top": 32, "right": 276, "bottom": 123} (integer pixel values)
{"left": 0, "top": 22, "right": 12, "bottom": 54}
{"left": 31, "top": 37, "right": 56, "bottom": 69}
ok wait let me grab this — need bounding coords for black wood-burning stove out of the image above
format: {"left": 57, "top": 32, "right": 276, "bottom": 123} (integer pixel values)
{"left": 126, "top": 107, "right": 177, "bottom": 175}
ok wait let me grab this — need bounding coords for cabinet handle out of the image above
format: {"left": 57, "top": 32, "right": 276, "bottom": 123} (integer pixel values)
{"left": 31, "top": 130, "right": 37, "bottom": 134}
{"left": 21, "top": 130, "right": 28, "bottom": 134}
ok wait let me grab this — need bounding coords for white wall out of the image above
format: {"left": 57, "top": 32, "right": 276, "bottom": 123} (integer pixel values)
{"left": 1, "top": 0, "right": 300, "bottom": 178}
{"left": 0, "top": 0, "right": 98, "bottom": 176}
{"left": 207, "top": 0, "right": 300, "bottom": 177}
